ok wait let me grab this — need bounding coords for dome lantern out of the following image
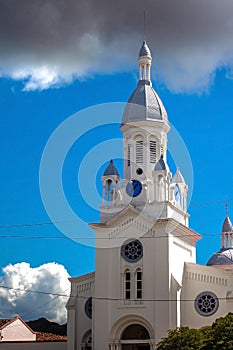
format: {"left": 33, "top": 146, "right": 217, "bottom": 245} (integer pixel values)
{"left": 138, "top": 40, "right": 152, "bottom": 82}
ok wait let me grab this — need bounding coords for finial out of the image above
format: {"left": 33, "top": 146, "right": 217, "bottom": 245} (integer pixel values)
{"left": 225, "top": 199, "right": 229, "bottom": 217}
{"left": 144, "top": 10, "right": 146, "bottom": 41}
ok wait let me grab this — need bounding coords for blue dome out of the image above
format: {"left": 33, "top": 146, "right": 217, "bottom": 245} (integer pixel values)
{"left": 103, "top": 160, "right": 119, "bottom": 177}
{"left": 121, "top": 80, "right": 168, "bottom": 125}
{"left": 207, "top": 248, "right": 233, "bottom": 266}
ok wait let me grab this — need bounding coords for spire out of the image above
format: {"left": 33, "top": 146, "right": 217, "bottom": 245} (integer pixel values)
{"left": 172, "top": 168, "right": 185, "bottom": 184}
{"left": 225, "top": 200, "right": 229, "bottom": 217}
{"left": 154, "top": 155, "right": 166, "bottom": 171}
{"left": 138, "top": 41, "right": 151, "bottom": 58}
{"left": 222, "top": 215, "right": 232, "bottom": 233}
{"left": 221, "top": 203, "right": 233, "bottom": 248}
{"left": 138, "top": 41, "right": 152, "bottom": 82}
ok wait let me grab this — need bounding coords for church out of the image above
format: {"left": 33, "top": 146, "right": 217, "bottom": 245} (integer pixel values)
{"left": 66, "top": 41, "right": 233, "bottom": 350}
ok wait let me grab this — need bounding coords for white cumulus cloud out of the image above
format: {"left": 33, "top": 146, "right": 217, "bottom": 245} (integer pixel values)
{"left": 0, "top": 262, "right": 70, "bottom": 324}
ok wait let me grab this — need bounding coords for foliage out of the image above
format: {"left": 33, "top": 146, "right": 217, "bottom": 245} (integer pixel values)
{"left": 156, "top": 326, "right": 205, "bottom": 350}
{"left": 156, "top": 313, "right": 233, "bottom": 350}
{"left": 211, "top": 313, "right": 233, "bottom": 350}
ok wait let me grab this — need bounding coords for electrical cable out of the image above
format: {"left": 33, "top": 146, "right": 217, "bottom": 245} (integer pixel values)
{"left": 0, "top": 284, "right": 228, "bottom": 302}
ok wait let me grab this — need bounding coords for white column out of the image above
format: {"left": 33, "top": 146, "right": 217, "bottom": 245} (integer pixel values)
{"left": 148, "top": 64, "right": 151, "bottom": 81}
{"left": 139, "top": 65, "right": 142, "bottom": 80}
{"left": 150, "top": 342, "right": 156, "bottom": 350}
{"left": 144, "top": 65, "right": 146, "bottom": 80}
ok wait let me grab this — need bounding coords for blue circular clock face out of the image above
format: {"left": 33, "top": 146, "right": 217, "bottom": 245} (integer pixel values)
{"left": 126, "top": 180, "right": 142, "bottom": 197}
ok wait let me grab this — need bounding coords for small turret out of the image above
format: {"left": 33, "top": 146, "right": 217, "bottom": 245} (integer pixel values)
{"left": 102, "top": 160, "right": 120, "bottom": 205}
{"left": 207, "top": 206, "right": 233, "bottom": 267}
{"left": 170, "top": 168, "right": 188, "bottom": 211}
{"left": 152, "top": 155, "right": 171, "bottom": 202}
{"left": 221, "top": 211, "right": 233, "bottom": 249}
{"left": 138, "top": 40, "right": 152, "bottom": 82}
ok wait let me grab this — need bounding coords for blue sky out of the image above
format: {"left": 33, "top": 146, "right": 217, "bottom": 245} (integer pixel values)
{"left": 1, "top": 66, "right": 233, "bottom": 278}
{"left": 1, "top": 0, "right": 233, "bottom": 321}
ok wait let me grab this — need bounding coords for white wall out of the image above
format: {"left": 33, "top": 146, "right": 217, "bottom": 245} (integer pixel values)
{"left": 1, "top": 318, "right": 36, "bottom": 342}
{"left": 181, "top": 263, "right": 233, "bottom": 328}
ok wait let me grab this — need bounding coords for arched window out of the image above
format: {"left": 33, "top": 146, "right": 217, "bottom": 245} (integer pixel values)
{"left": 136, "top": 270, "right": 142, "bottom": 299}
{"left": 81, "top": 330, "right": 92, "bottom": 350}
{"left": 125, "top": 270, "right": 131, "bottom": 300}
{"left": 104, "top": 179, "right": 113, "bottom": 202}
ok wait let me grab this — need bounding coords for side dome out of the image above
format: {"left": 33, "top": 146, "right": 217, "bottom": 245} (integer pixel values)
{"left": 207, "top": 248, "right": 233, "bottom": 266}
{"left": 121, "top": 81, "right": 168, "bottom": 125}
{"left": 103, "top": 160, "right": 119, "bottom": 177}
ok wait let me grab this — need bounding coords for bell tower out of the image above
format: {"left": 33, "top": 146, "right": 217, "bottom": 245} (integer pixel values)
{"left": 67, "top": 41, "right": 201, "bottom": 350}
{"left": 121, "top": 41, "right": 170, "bottom": 183}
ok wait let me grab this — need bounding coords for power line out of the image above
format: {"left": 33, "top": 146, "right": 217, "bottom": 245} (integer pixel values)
{"left": 0, "top": 285, "right": 228, "bottom": 303}
{"left": 0, "top": 232, "right": 225, "bottom": 239}
{"left": 0, "top": 220, "right": 77, "bottom": 229}
{"left": 0, "top": 198, "right": 231, "bottom": 231}
{"left": 21, "top": 288, "right": 70, "bottom": 320}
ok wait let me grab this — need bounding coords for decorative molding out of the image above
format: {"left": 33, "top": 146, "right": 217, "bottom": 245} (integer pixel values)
{"left": 186, "top": 271, "right": 227, "bottom": 286}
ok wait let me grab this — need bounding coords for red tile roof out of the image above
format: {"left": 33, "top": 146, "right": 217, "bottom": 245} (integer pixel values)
{"left": 0, "top": 319, "right": 11, "bottom": 328}
{"left": 36, "top": 332, "right": 67, "bottom": 342}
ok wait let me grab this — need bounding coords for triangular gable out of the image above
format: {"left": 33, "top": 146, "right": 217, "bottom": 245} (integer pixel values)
{"left": 90, "top": 204, "right": 200, "bottom": 246}
{"left": 0, "top": 315, "right": 35, "bottom": 334}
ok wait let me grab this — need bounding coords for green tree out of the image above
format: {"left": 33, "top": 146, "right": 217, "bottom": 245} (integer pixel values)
{"left": 211, "top": 313, "right": 233, "bottom": 350}
{"left": 156, "top": 326, "right": 204, "bottom": 350}
{"left": 156, "top": 313, "right": 233, "bottom": 350}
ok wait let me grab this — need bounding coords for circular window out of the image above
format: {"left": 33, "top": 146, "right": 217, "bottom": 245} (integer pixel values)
{"left": 136, "top": 168, "right": 143, "bottom": 175}
{"left": 85, "top": 297, "right": 92, "bottom": 319}
{"left": 121, "top": 240, "right": 143, "bottom": 262}
{"left": 195, "top": 291, "right": 219, "bottom": 317}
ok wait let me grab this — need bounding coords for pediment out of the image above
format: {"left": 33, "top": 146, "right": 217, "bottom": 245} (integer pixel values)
{"left": 90, "top": 205, "right": 157, "bottom": 242}
{"left": 90, "top": 205, "right": 200, "bottom": 247}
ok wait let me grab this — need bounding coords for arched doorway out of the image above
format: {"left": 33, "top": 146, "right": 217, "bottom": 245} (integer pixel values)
{"left": 121, "top": 324, "right": 150, "bottom": 350}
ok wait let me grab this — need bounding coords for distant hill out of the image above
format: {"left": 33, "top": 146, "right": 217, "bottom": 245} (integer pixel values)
{"left": 27, "top": 318, "right": 67, "bottom": 336}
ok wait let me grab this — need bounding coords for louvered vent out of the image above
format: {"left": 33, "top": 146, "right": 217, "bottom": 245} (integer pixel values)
{"left": 127, "top": 145, "right": 131, "bottom": 166}
{"left": 136, "top": 140, "right": 143, "bottom": 164}
{"left": 150, "top": 140, "right": 157, "bottom": 163}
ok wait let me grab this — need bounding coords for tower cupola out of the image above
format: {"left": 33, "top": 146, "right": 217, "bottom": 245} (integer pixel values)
{"left": 207, "top": 207, "right": 233, "bottom": 267}
{"left": 221, "top": 214, "right": 233, "bottom": 249}
{"left": 138, "top": 40, "right": 152, "bottom": 82}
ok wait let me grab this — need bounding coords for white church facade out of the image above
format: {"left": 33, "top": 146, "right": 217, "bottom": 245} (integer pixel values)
{"left": 66, "top": 41, "right": 233, "bottom": 350}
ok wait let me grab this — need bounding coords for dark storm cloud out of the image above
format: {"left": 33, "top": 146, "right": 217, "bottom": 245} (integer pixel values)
{"left": 0, "top": 0, "right": 233, "bottom": 91}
